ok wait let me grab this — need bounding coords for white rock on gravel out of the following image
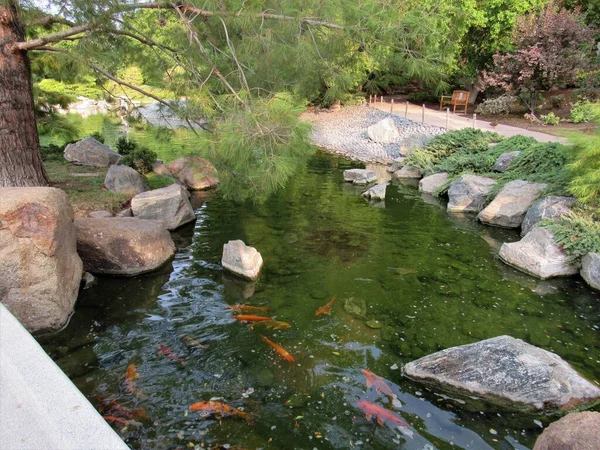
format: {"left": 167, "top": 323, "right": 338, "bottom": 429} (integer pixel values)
{"left": 343, "top": 169, "right": 377, "bottom": 185}
{"left": 367, "top": 118, "right": 399, "bottom": 144}
{"left": 419, "top": 173, "right": 449, "bottom": 194}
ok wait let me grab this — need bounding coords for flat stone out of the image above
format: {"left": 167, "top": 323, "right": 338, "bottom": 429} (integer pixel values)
{"left": 74, "top": 218, "right": 176, "bottom": 276}
{"left": 386, "top": 158, "right": 406, "bottom": 173}
{"left": 131, "top": 184, "right": 195, "bottom": 230}
{"left": 478, "top": 180, "right": 547, "bottom": 228}
{"left": 403, "top": 335, "right": 600, "bottom": 412}
{"left": 447, "top": 175, "right": 496, "bottom": 213}
{"left": 581, "top": 253, "right": 600, "bottom": 291}
{"left": 166, "top": 156, "right": 219, "bottom": 191}
{"left": 499, "top": 227, "right": 579, "bottom": 279}
{"left": 64, "top": 137, "right": 121, "bottom": 167}
{"left": 222, "top": 240, "right": 263, "bottom": 281}
{"left": 88, "top": 210, "right": 113, "bottom": 218}
{"left": 343, "top": 169, "right": 377, "bottom": 185}
{"left": 367, "top": 118, "right": 399, "bottom": 144}
{"left": 418, "top": 172, "right": 449, "bottom": 195}
{"left": 392, "top": 165, "right": 421, "bottom": 179}
{"left": 104, "top": 164, "right": 149, "bottom": 195}
{"left": 116, "top": 208, "right": 133, "bottom": 217}
{"left": 521, "top": 196, "right": 575, "bottom": 236}
{"left": 0, "top": 188, "right": 83, "bottom": 334}
{"left": 534, "top": 411, "right": 600, "bottom": 450}
{"left": 362, "top": 182, "right": 387, "bottom": 201}
{"left": 493, "top": 151, "right": 521, "bottom": 172}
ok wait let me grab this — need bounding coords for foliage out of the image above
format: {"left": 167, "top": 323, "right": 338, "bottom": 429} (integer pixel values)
{"left": 542, "top": 214, "right": 600, "bottom": 260}
{"left": 145, "top": 173, "right": 174, "bottom": 190}
{"left": 407, "top": 91, "right": 437, "bottom": 104}
{"left": 90, "top": 132, "right": 104, "bottom": 143}
{"left": 567, "top": 131, "right": 600, "bottom": 205}
{"left": 540, "top": 112, "right": 561, "bottom": 125}
{"left": 570, "top": 100, "right": 599, "bottom": 123}
{"left": 116, "top": 137, "right": 137, "bottom": 155}
{"left": 481, "top": 4, "right": 598, "bottom": 115}
{"left": 37, "top": 78, "right": 103, "bottom": 100}
{"left": 474, "top": 94, "right": 518, "bottom": 115}
{"left": 40, "top": 144, "right": 65, "bottom": 162}
{"left": 550, "top": 95, "right": 566, "bottom": 109}
{"left": 576, "top": 69, "right": 600, "bottom": 100}
{"left": 115, "top": 137, "right": 157, "bottom": 174}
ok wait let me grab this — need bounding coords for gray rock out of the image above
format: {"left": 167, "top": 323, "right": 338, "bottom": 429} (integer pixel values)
{"left": 493, "top": 151, "right": 521, "bottom": 172}
{"left": 82, "top": 272, "right": 95, "bottom": 289}
{"left": 74, "top": 218, "right": 175, "bottom": 276}
{"left": 222, "top": 240, "right": 263, "bottom": 280}
{"left": 152, "top": 161, "right": 171, "bottom": 176}
{"left": 534, "top": 411, "right": 600, "bottom": 450}
{"left": 116, "top": 208, "right": 133, "bottom": 217}
{"left": 478, "top": 180, "right": 547, "bottom": 228}
{"left": 131, "top": 184, "right": 195, "bottom": 230}
{"left": 521, "top": 196, "right": 575, "bottom": 236}
{"left": 418, "top": 172, "right": 449, "bottom": 195}
{"left": 392, "top": 165, "right": 421, "bottom": 180}
{"left": 343, "top": 169, "right": 377, "bottom": 185}
{"left": 166, "top": 156, "right": 219, "bottom": 191}
{"left": 367, "top": 118, "right": 399, "bottom": 144}
{"left": 104, "top": 164, "right": 149, "bottom": 196}
{"left": 362, "top": 182, "right": 387, "bottom": 201}
{"left": 386, "top": 158, "right": 406, "bottom": 173}
{"left": 64, "top": 137, "right": 121, "bottom": 167}
{"left": 0, "top": 188, "right": 83, "bottom": 334}
{"left": 499, "top": 227, "right": 579, "bottom": 279}
{"left": 88, "top": 210, "right": 113, "bottom": 218}
{"left": 581, "top": 253, "right": 600, "bottom": 290}
{"left": 403, "top": 335, "right": 600, "bottom": 412}
{"left": 447, "top": 175, "right": 496, "bottom": 213}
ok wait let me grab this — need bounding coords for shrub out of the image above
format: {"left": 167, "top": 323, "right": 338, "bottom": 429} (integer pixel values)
{"left": 577, "top": 69, "right": 600, "bottom": 100}
{"left": 540, "top": 112, "right": 561, "bottom": 125}
{"left": 567, "top": 133, "right": 600, "bottom": 205}
{"left": 116, "top": 136, "right": 137, "bottom": 155}
{"left": 40, "top": 144, "right": 65, "bottom": 162}
{"left": 407, "top": 91, "right": 436, "bottom": 104}
{"left": 474, "top": 94, "right": 517, "bottom": 115}
{"left": 549, "top": 95, "right": 565, "bottom": 109}
{"left": 121, "top": 147, "right": 157, "bottom": 174}
{"left": 570, "top": 100, "right": 596, "bottom": 123}
{"left": 90, "top": 132, "right": 104, "bottom": 143}
{"left": 542, "top": 215, "right": 600, "bottom": 261}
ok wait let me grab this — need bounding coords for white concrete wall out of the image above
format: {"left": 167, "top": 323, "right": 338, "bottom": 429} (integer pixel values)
{"left": 0, "top": 304, "right": 129, "bottom": 450}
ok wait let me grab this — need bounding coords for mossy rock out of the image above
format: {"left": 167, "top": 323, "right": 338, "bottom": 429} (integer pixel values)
{"left": 344, "top": 297, "right": 367, "bottom": 319}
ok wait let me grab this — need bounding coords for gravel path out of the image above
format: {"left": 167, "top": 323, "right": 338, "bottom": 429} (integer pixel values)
{"left": 301, "top": 106, "right": 445, "bottom": 163}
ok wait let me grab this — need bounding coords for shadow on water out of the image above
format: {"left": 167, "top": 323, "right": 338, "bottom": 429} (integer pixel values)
{"left": 40, "top": 151, "right": 600, "bottom": 450}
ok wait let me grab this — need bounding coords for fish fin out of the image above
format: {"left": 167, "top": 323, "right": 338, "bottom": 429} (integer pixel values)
{"left": 365, "top": 413, "right": 372, "bottom": 421}
{"left": 365, "top": 378, "right": 373, "bottom": 388}
{"left": 377, "top": 416, "right": 384, "bottom": 427}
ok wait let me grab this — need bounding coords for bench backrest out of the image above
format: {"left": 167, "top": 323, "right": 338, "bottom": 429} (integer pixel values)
{"left": 452, "top": 90, "right": 470, "bottom": 103}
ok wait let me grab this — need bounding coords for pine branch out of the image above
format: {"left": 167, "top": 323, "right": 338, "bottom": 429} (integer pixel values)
{"left": 11, "top": 23, "right": 94, "bottom": 51}
{"left": 29, "top": 15, "right": 76, "bottom": 27}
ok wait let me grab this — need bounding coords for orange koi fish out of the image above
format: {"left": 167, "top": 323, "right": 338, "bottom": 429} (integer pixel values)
{"left": 158, "top": 344, "right": 186, "bottom": 364}
{"left": 189, "top": 401, "right": 252, "bottom": 423}
{"left": 232, "top": 314, "right": 272, "bottom": 322}
{"left": 357, "top": 401, "right": 408, "bottom": 427}
{"left": 315, "top": 295, "right": 335, "bottom": 316}
{"left": 181, "top": 335, "right": 206, "bottom": 350}
{"left": 260, "top": 334, "right": 295, "bottom": 363}
{"left": 362, "top": 369, "right": 395, "bottom": 400}
{"left": 102, "top": 415, "right": 130, "bottom": 427}
{"left": 123, "top": 363, "right": 146, "bottom": 398}
{"left": 226, "top": 304, "right": 269, "bottom": 313}
{"left": 248, "top": 319, "right": 291, "bottom": 330}
{"left": 97, "top": 396, "right": 149, "bottom": 421}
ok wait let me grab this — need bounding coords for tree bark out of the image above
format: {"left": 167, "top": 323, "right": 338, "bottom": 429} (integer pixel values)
{"left": 0, "top": 1, "right": 49, "bottom": 187}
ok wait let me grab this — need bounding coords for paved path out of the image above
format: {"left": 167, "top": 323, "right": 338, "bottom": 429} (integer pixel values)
{"left": 370, "top": 100, "right": 567, "bottom": 143}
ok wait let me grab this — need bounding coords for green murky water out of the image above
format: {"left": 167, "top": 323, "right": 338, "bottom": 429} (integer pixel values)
{"left": 39, "top": 118, "right": 600, "bottom": 450}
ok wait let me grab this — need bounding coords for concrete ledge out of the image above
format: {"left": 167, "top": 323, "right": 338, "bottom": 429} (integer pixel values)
{"left": 0, "top": 304, "right": 128, "bottom": 450}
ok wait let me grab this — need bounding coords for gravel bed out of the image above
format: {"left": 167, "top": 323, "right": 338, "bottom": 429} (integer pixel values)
{"left": 301, "top": 105, "right": 445, "bottom": 163}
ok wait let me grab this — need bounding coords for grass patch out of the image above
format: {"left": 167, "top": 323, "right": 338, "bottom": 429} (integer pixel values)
{"left": 146, "top": 173, "right": 175, "bottom": 190}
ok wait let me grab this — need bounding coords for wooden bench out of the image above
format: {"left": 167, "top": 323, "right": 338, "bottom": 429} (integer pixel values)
{"left": 440, "top": 90, "right": 470, "bottom": 114}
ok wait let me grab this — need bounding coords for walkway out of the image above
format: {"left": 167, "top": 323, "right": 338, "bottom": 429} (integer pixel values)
{"left": 370, "top": 99, "right": 567, "bottom": 143}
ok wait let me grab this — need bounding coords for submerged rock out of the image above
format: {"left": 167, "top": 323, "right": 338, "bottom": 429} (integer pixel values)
{"left": 0, "top": 187, "right": 83, "bottom": 333}
{"left": 386, "top": 158, "right": 406, "bottom": 173}
{"left": 392, "top": 165, "right": 421, "bottom": 180}
{"left": 534, "top": 411, "right": 600, "bottom": 450}
{"left": 343, "top": 169, "right": 377, "bottom": 185}
{"left": 478, "top": 180, "right": 547, "bottom": 228}
{"left": 166, "top": 156, "right": 219, "bottom": 191}
{"left": 403, "top": 335, "right": 600, "bottom": 412}
{"left": 104, "top": 164, "right": 149, "bottom": 195}
{"left": 222, "top": 240, "right": 263, "bottom": 281}
{"left": 447, "top": 175, "right": 496, "bottom": 213}
{"left": 362, "top": 182, "right": 387, "bottom": 201}
{"left": 499, "top": 227, "right": 579, "bottom": 279}
{"left": 343, "top": 297, "right": 367, "bottom": 319}
{"left": 581, "top": 253, "right": 600, "bottom": 291}
{"left": 367, "top": 118, "right": 399, "bottom": 144}
{"left": 418, "top": 172, "right": 448, "bottom": 195}
{"left": 493, "top": 151, "right": 521, "bottom": 173}
{"left": 64, "top": 137, "right": 121, "bottom": 167}
{"left": 131, "top": 184, "right": 195, "bottom": 230}
{"left": 521, "top": 196, "right": 575, "bottom": 236}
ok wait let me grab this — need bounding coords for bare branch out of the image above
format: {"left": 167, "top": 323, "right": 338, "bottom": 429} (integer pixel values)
{"left": 29, "top": 15, "right": 76, "bottom": 27}
{"left": 11, "top": 23, "right": 94, "bottom": 51}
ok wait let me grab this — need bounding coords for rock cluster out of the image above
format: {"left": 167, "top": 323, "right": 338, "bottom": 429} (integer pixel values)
{"left": 166, "top": 156, "right": 219, "bottom": 191}
{"left": 392, "top": 165, "right": 421, "bottom": 180}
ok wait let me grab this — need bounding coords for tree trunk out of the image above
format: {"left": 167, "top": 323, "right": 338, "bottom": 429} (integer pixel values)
{"left": 0, "top": 1, "right": 49, "bottom": 187}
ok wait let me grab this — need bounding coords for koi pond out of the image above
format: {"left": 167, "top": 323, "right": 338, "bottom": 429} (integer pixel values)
{"left": 40, "top": 151, "right": 600, "bottom": 450}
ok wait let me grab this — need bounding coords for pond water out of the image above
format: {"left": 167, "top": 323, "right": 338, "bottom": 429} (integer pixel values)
{"left": 39, "top": 148, "right": 600, "bottom": 449}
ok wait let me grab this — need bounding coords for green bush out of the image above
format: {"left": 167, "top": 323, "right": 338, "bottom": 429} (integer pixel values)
{"left": 90, "top": 132, "right": 104, "bottom": 143}
{"left": 40, "top": 144, "right": 65, "bottom": 162}
{"left": 542, "top": 215, "right": 600, "bottom": 261}
{"left": 540, "top": 112, "right": 561, "bottom": 125}
{"left": 549, "top": 95, "right": 565, "bottom": 109}
{"left": 116, "top": 136, "right": 137, "bottom": 155}
{"left": 577, "top": 69, "right": 600, "bottom": 100}
{"left": 474, "top": 94, "right": 517, "bottom": 115}
{"left": 116, "top": 137, "right": 157, "bottom": 174}
{"left": 567, "top": 133, "right": 600, "bottom": 205}
{"left": 407, "top": 91, "right": 437, "bottom": 104}
{"left": 570, "top": 100, "right": 596, "bottom": 123}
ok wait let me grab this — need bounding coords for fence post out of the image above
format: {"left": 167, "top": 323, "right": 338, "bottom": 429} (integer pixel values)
{"left": 446, "top": 108, "right": 449, "bottom": 130}
{"left": 422, "top": 104, "right": 425, "bottom": 123}
{"left": 473, "top": 113, "right": 477, "bottom": 129}
{"left": 390, "top": 99, "right": 394, "bottom": 114}
{"left": 405, "top": 101, "right": 408, "bottom": 118}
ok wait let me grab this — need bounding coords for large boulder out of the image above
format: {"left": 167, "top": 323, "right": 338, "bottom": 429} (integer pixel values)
{"left": 131, "top": 184, "right": 196, "bottom": 230}
{"left": 74, "top": 218, "right": 175, "bottom": 276}
{"left": 367, "top": 118, "right": 399, "bottom": 144}
{"left": 499, "top": 227, "right": 579, "bottom": 279}
{"left": 222, "top": 240, "right": 263, "bottom": 281}
{"left": 403, "top": 335, "right": 600, "bottom": 412}
{"left": 534, "top": 412, "right": 600, "bottom": 450}
{"left": 0, "top": 188, "right": 83, "bottom": 334}
{"left": 166, "top": 156, "right": 219, "bottom": 191}
{"left": 343, "top": 169, "right": 377, "bottom": 185}
{"left": 478, "top": 180, "right": 547, "bottom": 228}
{"left": 104, "top": 164, "right": 149, "bottom": 195}
{"left": 521, "top": 196, "right": 575, "bottom": 236}
{"left": 64, "top": 137, "right": 121, "bottom": 167}
{"left": 362, "top": 182, "right": 387, "bottom": 201}
{"left": 392, "top": 165, "right": 421, "bottom": 180}
{"left": 447, "top": 175, "right": 496, "bottom": 213}
{"left": 493, "top": 151, "right": 521, "bottom": 173}
{"left": 152, "top": 160, "right": 171, "bottom": 176}
{"left": 386, "top": 158, "right": 406, "bottom": 173}
{"left": 581, "top": 253, "right": 600, "bottom": 290}
{"left": 418, "top": 172, "right": 449, "bottom": 195}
